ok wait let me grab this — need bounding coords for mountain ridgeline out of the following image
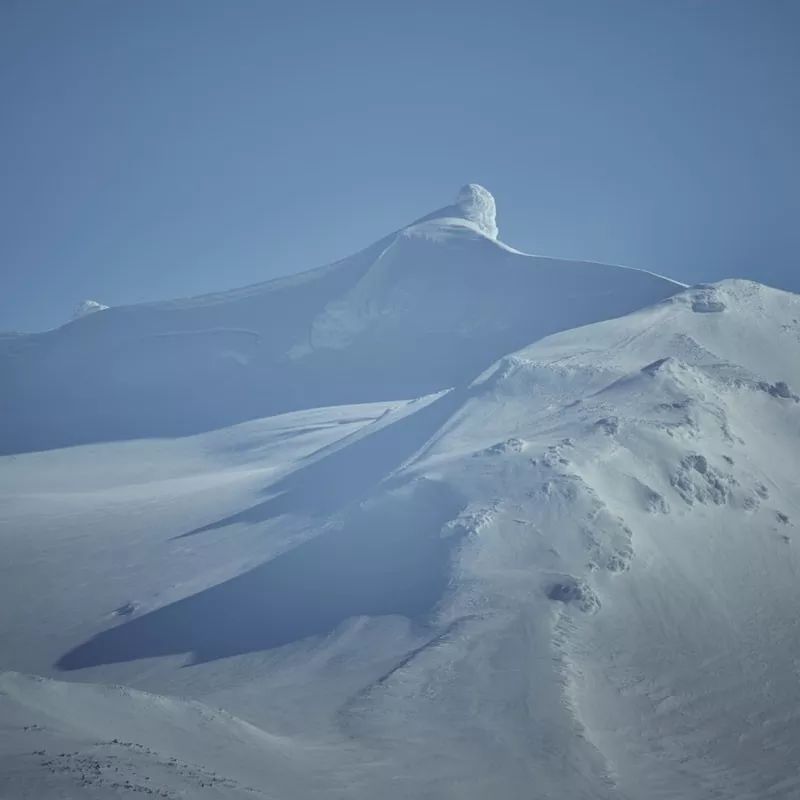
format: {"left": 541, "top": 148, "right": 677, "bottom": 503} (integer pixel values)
{"left": 0, "top": 185, "right": 680, "bottom": 452}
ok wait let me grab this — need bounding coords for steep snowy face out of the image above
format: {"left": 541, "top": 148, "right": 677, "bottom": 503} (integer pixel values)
{"left": 397, "top": 280, "right": 800, "bottom": 799}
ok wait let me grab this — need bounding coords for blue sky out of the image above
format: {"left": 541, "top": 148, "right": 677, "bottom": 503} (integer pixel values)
{"left": 2, "top": 0, "right": 798, "bottom": 332}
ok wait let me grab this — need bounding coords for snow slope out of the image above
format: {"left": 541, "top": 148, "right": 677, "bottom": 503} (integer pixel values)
{"left": 0, "top": 185, "right": 679, "bottom": 453}
{"left": 2, "top": 188, "right": 800, "bottom": 798}
{"left": 398, "top": 279, "right": 800, "bottom": 798}
{"left": 0, "top": 671, "right": 323, "bottom": 799}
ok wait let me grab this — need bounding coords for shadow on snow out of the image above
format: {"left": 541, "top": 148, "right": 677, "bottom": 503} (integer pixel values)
{"left": 57, "top": 390, "right": 467, "bottom": 669}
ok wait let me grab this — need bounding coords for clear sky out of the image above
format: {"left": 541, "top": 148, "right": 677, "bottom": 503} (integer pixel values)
{"left": 2, "top": 0, "right": 798, "bottom": 332}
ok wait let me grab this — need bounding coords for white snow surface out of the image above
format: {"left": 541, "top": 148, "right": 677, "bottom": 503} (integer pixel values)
{"left": 2, "top": 189, "right": 800, "bottom": 799}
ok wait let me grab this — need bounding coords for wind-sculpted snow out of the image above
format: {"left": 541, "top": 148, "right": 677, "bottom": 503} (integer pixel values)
{"left": 454, "top": 183, "right": 499, "bottom": 238}
{"left": 2, "top": 193, "right": 800, "bottom": 799}
{"left": 0, "top": 186, "right": 679, "bottom": 453}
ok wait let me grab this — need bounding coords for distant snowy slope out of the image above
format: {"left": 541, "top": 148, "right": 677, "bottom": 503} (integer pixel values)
{"left": 0, "top": 185, "right": 680, "bottom": 453}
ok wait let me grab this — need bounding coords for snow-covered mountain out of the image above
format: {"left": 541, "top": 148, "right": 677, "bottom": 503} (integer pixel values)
{"left": 0, "top": 185, "right": 679, "bottom": 454}
{"left": 2, "top": 187, "right": 799, "bottom": 799}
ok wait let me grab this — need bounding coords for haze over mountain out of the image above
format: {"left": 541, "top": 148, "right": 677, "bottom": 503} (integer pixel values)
{"left": 2, "top": 187, "right": 799, "bottom": 799}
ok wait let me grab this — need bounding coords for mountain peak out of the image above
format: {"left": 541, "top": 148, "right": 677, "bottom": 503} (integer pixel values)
{"left": 410, "top": 183, "right": 499, "bottom": 239}
{"left": 454, "top": 184, "right": 498, "bottom": 239}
